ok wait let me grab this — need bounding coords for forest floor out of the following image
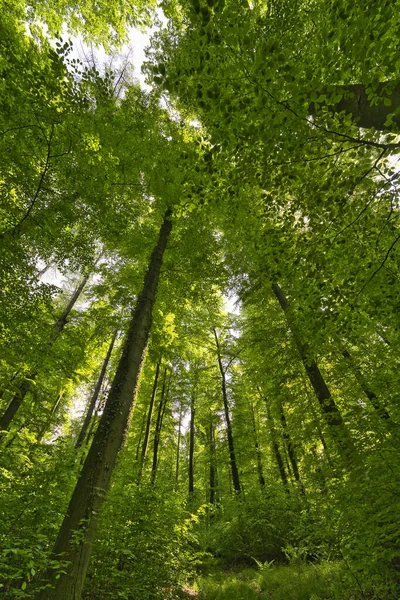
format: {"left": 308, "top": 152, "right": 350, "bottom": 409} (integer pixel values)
{"left": 183, "top": 560, "right": 395, "bottom": 600}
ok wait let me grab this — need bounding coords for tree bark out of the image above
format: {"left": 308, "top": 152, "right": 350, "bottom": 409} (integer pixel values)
{"left": 150, "top": 367, "right": 169, "bottom": 484}
{"left": 175, "top": 403, "right": 183, "bottom": 489}
{"left": 0, "top": 275, "right": 89, "bottom": 431}
{"left": 250, "top": 401, "right": 265, "bottom": 488}
{"left": 309, "top": 81, "right": 400, "bottom": 131}
{"left": 278, "top": 400, "right": 305, "bottom": 494}
{"left": 209, "top": 421, "right": 217, "bottom": 505}
{"left": 36, "top": 390, "right": 65, "bottom": 444}
{"left": 342, "top": 348, "right": 391, "bottom": 421}
{"left": 188, "top": 391, "right": 196, "bottom": 495}
{"left": 138, "top": 358, "right": 161, "bottom": 480}
{"left": 213, "top": 329, "right": 241, "bottom": 493}
{"left": 260, "top": 389, "right": 289, "bottom": 489}
{"left": 36, "top": 209, "right": 172, "bottom": 600}
{"left": 272, "top": 283, "right": 356, "bottom": 463}
{"left": 75, "top": 331, "right": 118, "bottom": 449}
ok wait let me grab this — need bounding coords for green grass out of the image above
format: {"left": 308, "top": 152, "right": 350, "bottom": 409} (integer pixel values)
{"left": 196, "top": 560, "right": 397, "bottom": 600}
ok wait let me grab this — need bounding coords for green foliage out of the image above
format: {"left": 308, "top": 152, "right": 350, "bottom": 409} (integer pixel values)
{"left": 198, "top": 560, "right": 399, "bottom": 600}
{"left": 84, "top": 481, "right": 198, "bottom": 600}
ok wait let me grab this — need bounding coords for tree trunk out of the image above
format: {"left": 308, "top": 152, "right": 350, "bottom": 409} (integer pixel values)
{"left": 175, "top": 403, "right": 183, "bottom": 489}
{"left": 150, "top": 367, "right": 169, "bottom": 484}
{"left": 250, "top": 401, "right": 265, "bottom": 488}
{"left": 135, "top": 411, "right": 147, "bottom": 461}
{"left": 75, "top": 330, "right": 118, "bottom": 449}
{"left": 188, "top": 391, "right": 196, "bottom": 495}
{"left": 272, "top": 283, "right": 356, "bottom": 463}
{"left": 260, "top": 390, "right": 289, "bottom": 489}
{"left": 213, "top": 329, "right": 241, "bottom": 493}
{"left": 0, "top": 275, "right": 90, "bottom": 431}
{"left": 36, "top": 390, "right": 65, "bottom": 444}
{"left": 36, "top": 209, "right": 172, "bottom": 600}
{"left": 342, "top": 348, "right": 391, "bottom": 421}
{"left": 278, "top": 400, "right": 305, "bottom": 494}
{"left": 309, "top": 81, "right": 400, "bottom": 131}
{"left": 138, "top": 358, "right": 161, "bottom": 480}
{"left": 209, "top": 422, "right": 217, "bottom": 505}
{"left": 52, "top": 275, "right": 89, "bottom": 336}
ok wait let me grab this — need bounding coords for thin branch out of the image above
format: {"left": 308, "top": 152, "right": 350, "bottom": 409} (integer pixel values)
{"left": 355, "top": 232, "right": 400, "bottom": 298}
{"left": 10, "top": 124, "right": 55, "bottom": 236}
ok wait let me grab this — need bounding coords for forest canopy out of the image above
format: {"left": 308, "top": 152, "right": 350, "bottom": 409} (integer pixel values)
{"left": 1, "top": 0, "right": 400, "bottom": 599}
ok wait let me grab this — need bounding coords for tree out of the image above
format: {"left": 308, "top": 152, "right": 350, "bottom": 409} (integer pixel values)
{"left": 37, "top": 210, "right": 172, "bottom": 599}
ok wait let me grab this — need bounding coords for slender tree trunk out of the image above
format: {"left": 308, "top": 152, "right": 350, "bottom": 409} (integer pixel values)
{"left": 188, "top": 392, "right": 196, "bottom": 495}
{"left": 138, "top": 358, "right": 161, "bottom": 480}
{"left": 209, "top": 422, "right": 217, "bottom": 505}
{"left": 36, "top": 210, "right": 172, "bottom": 600}
{"left": 278, "top": 400, "right": 305, "bottom": 494}
{"left": 150, "top": 367, "right": 169, "bottom": 484}
{"left": 250, "top": 402, "right": 265, "bottom": 488}
{"left": 135, "top": 411, "right": 147, "bottom": 461}
{"left": 261, "top": 391, "right": 289, "bottom": 489}
{"left": 52, "top": 275, "right": 89, "bottom": 336}
{"left": 342, "top": 348, "right": 391, "bottom": 420}
{"left": 75, "top": 331, "right": 118, "bottom": 449}
{"left": 36, "top": 390, "right": 65, "bottom": 444}
{"left": 0, "top": 275, "right": 90, "bottom": 431}
{"left": 175, "top": 403, "right": 183, "bottom": 489}
{"left": 272, "top": 283, "right": 356, "bottom": 463}
{"left": 213, "top": 329, "right": 241, "bottom": 493}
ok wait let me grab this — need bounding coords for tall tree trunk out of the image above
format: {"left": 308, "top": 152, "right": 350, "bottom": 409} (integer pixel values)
{"left": 342, "top": 348, "right": 391, "bottom": 421}
{"left": 209, "top": 421, "right": 217, "bottom": 505}
{"left": 188, "top": 391, "right": 196, "bottom": 495}
{"left": 36, "top": 210, "right": 172, "bottom": 600}
{"left": 36, "top": 390, "right": 65, "bottom": 444}
{"left": 135, "top": 411, "right": 148, "bottom": 461}
{"left": 138, "top": 358, "right": 161, "bottom": 480}
{"left": 52, "top": 275, "right": 90, "bottom": 336}
{"left": 278, "top": 400, "right": 305, "bottom": 494}
{"left": 272, "top": 283, "right": 356, "bottom": 463}
{"left": 175, "top": 403, "right": 183, "bottom": 489}
{"left": 213, "top": 329, "right": 241, "bottom": 493}
{"left": 75, "top": 331, "right": 118, "bottom": 449}
{"left": 250, "top": 401, "right": 265, "bottom": 488}
{"left": 261, "top": 390, "right": 289, "bottom": 489}
{"left": 150, "top": 367, "right": 169, "bottom": 484}
{"left": 0, "top": 275, "right": 90, "bottom": 431}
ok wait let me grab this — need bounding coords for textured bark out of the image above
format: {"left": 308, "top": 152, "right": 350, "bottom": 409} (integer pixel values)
{"left": 213, "top": 329, "right": 241, "bottom": 493}
{"left": 261, "top": 390, "right": 289, "bottom": 489}
{"left": 272, "top": 283, "right": 356, "bottom": 462}
{"left": 175, "top": 403, "right": 183, "bottom": 488}
{"left": 36, "top": 210, "right": 172, "bottom": 600}
{"left": 342, "top": 349, "right": 391, "bottom": 421}
{"left": 309, "top": 81, "right": 400, "bottom": 131}
{"left": 0, "top": 275, "right": 89, "bottom": 431}
{"left": 250, "top": 402, "right": 265, "bottom": 488}
{"left": 75, "top": 331, "right": 118, "bottom": 449}
{"left": 135, "top": 411, "right": 147, "bottom": 461}
{"left": 52, "top": 275, "right": 89, "bottom": 336}
{"left": 150, "top": 367, "right": 169, "bottom": 484}
{"left": 279, "top": 401, "right": 305, "bottom": 494}
{"left": 36, "top": 390, "right": 65, "bottom": 444}
{"left": 138, "top": 358, "right": 161, "bottom": 480}
{"left": 209, "top": 422, "right": 217, "bottom": 505}
{"left": 188, "top": 392, "right": 196, "bottom": 495}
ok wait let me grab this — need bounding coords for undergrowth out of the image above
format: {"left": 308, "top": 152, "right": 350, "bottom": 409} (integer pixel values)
{"left": 197, "top": 561, "right": 399, "bottom": 600}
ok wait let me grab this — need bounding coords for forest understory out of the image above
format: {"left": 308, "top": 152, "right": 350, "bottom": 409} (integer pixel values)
{"left": 1, "top": 0, "right": 400, "bottom": 598}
